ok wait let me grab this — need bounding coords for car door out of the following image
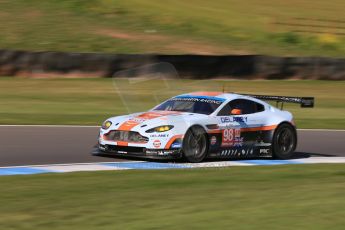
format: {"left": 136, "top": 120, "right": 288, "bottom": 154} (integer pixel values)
{"left": 216, "top": 99, "right": 266, "bottom": 157}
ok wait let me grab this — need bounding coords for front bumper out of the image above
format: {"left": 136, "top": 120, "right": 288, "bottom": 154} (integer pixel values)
{"left": 93, "top": 144, "right": 182, "bottom": 160}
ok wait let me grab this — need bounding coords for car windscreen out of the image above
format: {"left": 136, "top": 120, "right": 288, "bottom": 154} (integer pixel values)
{"left": 153, "top": 96, "right": 224, "bottom": 115}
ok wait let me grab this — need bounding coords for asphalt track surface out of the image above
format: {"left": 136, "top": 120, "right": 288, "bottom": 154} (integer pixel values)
{"left": 0, "top": 126, "right": 344, "bottom": 167}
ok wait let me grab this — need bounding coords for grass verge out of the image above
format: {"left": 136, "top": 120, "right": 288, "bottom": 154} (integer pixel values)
{"left": 0, "top": 78, "right": 344, "bottom": 128}
{"left": 0, "top": 0, "right": 345, "bottom": 56}
{"left": 0, "top": 164, "right": 344, "bottom": 229}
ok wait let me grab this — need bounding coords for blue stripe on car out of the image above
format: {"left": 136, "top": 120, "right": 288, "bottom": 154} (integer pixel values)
{"left": 174, "top": 95, "right": 226, "bottom": 102}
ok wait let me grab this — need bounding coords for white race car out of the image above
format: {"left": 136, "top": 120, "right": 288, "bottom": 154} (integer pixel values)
{"left": 94, "top": 92, "right": 314, "bottom": 162}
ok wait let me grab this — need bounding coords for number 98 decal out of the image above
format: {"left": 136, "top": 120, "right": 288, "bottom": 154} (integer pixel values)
{"left": 222, "top": 128, "right": 243, "bottom": 147}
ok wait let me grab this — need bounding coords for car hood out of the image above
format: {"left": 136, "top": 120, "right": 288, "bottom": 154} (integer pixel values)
{"left": 106, "top": 110, "right": 209, "bottom": 133}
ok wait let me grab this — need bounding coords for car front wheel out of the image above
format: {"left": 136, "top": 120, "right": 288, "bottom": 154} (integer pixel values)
{"left": 182, "top": 126, "right": 208, "bottom": 163}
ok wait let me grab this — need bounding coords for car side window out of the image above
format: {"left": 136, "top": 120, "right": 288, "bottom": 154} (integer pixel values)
{"left": 217, "top": 103, "right": 232, "bottom": 116}
{"left": 255, "top": 102, "right": 265, "bottom": 113}
{"left": 217, "top": 99, "right": 265, "bottom": 116}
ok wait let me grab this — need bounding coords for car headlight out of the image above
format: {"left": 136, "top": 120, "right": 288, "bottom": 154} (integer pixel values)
{"left": 146, "top": 125, "right": 174, "bottom": 133}
{"left": 101, "top": 120, "right": 112, "bottom": 130}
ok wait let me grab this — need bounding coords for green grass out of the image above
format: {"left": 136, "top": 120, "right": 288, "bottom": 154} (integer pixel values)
{"left": 0, "top": 78, "right": 344, "bottom": 128}
{"left": 0, "top": 164, "right": 344, "bottom": 229}
{"left": 0, "top": 0, "right": 345, "bottom": 56}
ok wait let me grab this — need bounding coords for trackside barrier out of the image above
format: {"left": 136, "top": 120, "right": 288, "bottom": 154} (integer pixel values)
{"left": 0, "top": 49, "right": 344, "bottom": 80}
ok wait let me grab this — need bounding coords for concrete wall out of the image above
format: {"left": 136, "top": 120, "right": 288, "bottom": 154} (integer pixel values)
{"left": 0, "top": 49, "right": 344, "bottom": 80}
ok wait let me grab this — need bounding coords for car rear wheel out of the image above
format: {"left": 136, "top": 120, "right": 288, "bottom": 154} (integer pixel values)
{"left": 182, "top": 126, "right": 208, "bottom": 163}
{"left": 272, "top": 123, "right": 297, "bottom": 159}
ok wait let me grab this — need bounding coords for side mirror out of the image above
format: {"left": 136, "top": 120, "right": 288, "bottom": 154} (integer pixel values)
{"left": 230, "top": 109, "right": 242, "bottom": 115}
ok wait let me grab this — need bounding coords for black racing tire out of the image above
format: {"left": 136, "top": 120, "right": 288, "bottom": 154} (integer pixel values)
{"left": 182, "top": 126, "right": 208, "bottom": 163}
{"left": 272, "top": 123, "right": 297, "bottom": 159}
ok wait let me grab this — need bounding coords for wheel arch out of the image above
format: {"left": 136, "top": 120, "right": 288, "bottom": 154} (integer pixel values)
{"left": 274, "top": 121, "right": 297, "bottom": 144}
{"left": 183, "top": 124, "right": 209, "bottom": 142}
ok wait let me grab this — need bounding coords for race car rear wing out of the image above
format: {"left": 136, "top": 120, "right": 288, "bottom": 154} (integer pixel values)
{"left": 242, "top": 94, "right": 314, "bottom": 109}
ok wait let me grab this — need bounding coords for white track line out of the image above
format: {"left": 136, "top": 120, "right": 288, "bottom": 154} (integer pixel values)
{"left": 0, "top": 161, "right": 145, "bottom": 169}
{"left": 2, "top": 157, "right": 345, "bottom": 170}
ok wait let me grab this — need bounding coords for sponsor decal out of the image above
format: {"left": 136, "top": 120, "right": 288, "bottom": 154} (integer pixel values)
{"left": 172, "top": 96, "right": 224, "bottom": 105}
{"left": 129, "top": 117, "right": 146, "bottom": 123}
{"left": 210, "top": 136, "right": 217, "bottom": 145}
{"left": 150, "top": 134, "right": 169, "bottom": 138}
{"left": 222, "top": 128, "right": 243, "bottom": 147}
{"left": 153, "top": 140, "right": 161, "bottom": 148}
{"left": 221, "top": 149, "right": 238, "bottom": 156}
{"left": 220, "top": 148, "right": 254, "bottom": 157}
{"left": 146, "top": 149, "right": 176, "bottom": 155}
{"left": 245, "top": 148, "right": 254, "bottom": 156}
{"left": 259, "top": 148, "right": 270, "bottom": 154}
{"left": 171, "top": 142, "right": 182, "bottom": 148}
{"left": 221, "top": 117, "right": 248, "bottom": 123}
{"left": 255, "top": 141, "right": 271, "bottom": 147}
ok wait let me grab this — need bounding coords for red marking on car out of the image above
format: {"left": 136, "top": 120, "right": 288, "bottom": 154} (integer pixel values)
{"left": 138, "top": 111, "right": 181, "bottom": 119}
{"left": 118, "top": 120, "right": 140, "bottom": 131}
{"left": 207, "top": 130, "right": 222, "bottom": 134}
{"left": 208, "top": 125, "right": 277, "bottom": 136}
{"left": 153, "top": 140, "right": 161, "bottom": 148}
{"left": 118, "top": 111, "right": 181, "bottom": 131}
{"left": 240, "top": 125, "right": 277, "bottom": 132}
{"left": 116, "top": 141, "right": 128, "bottom": 146}
{"left": 221, "top": 128, "right": 242, "bottom": 147}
